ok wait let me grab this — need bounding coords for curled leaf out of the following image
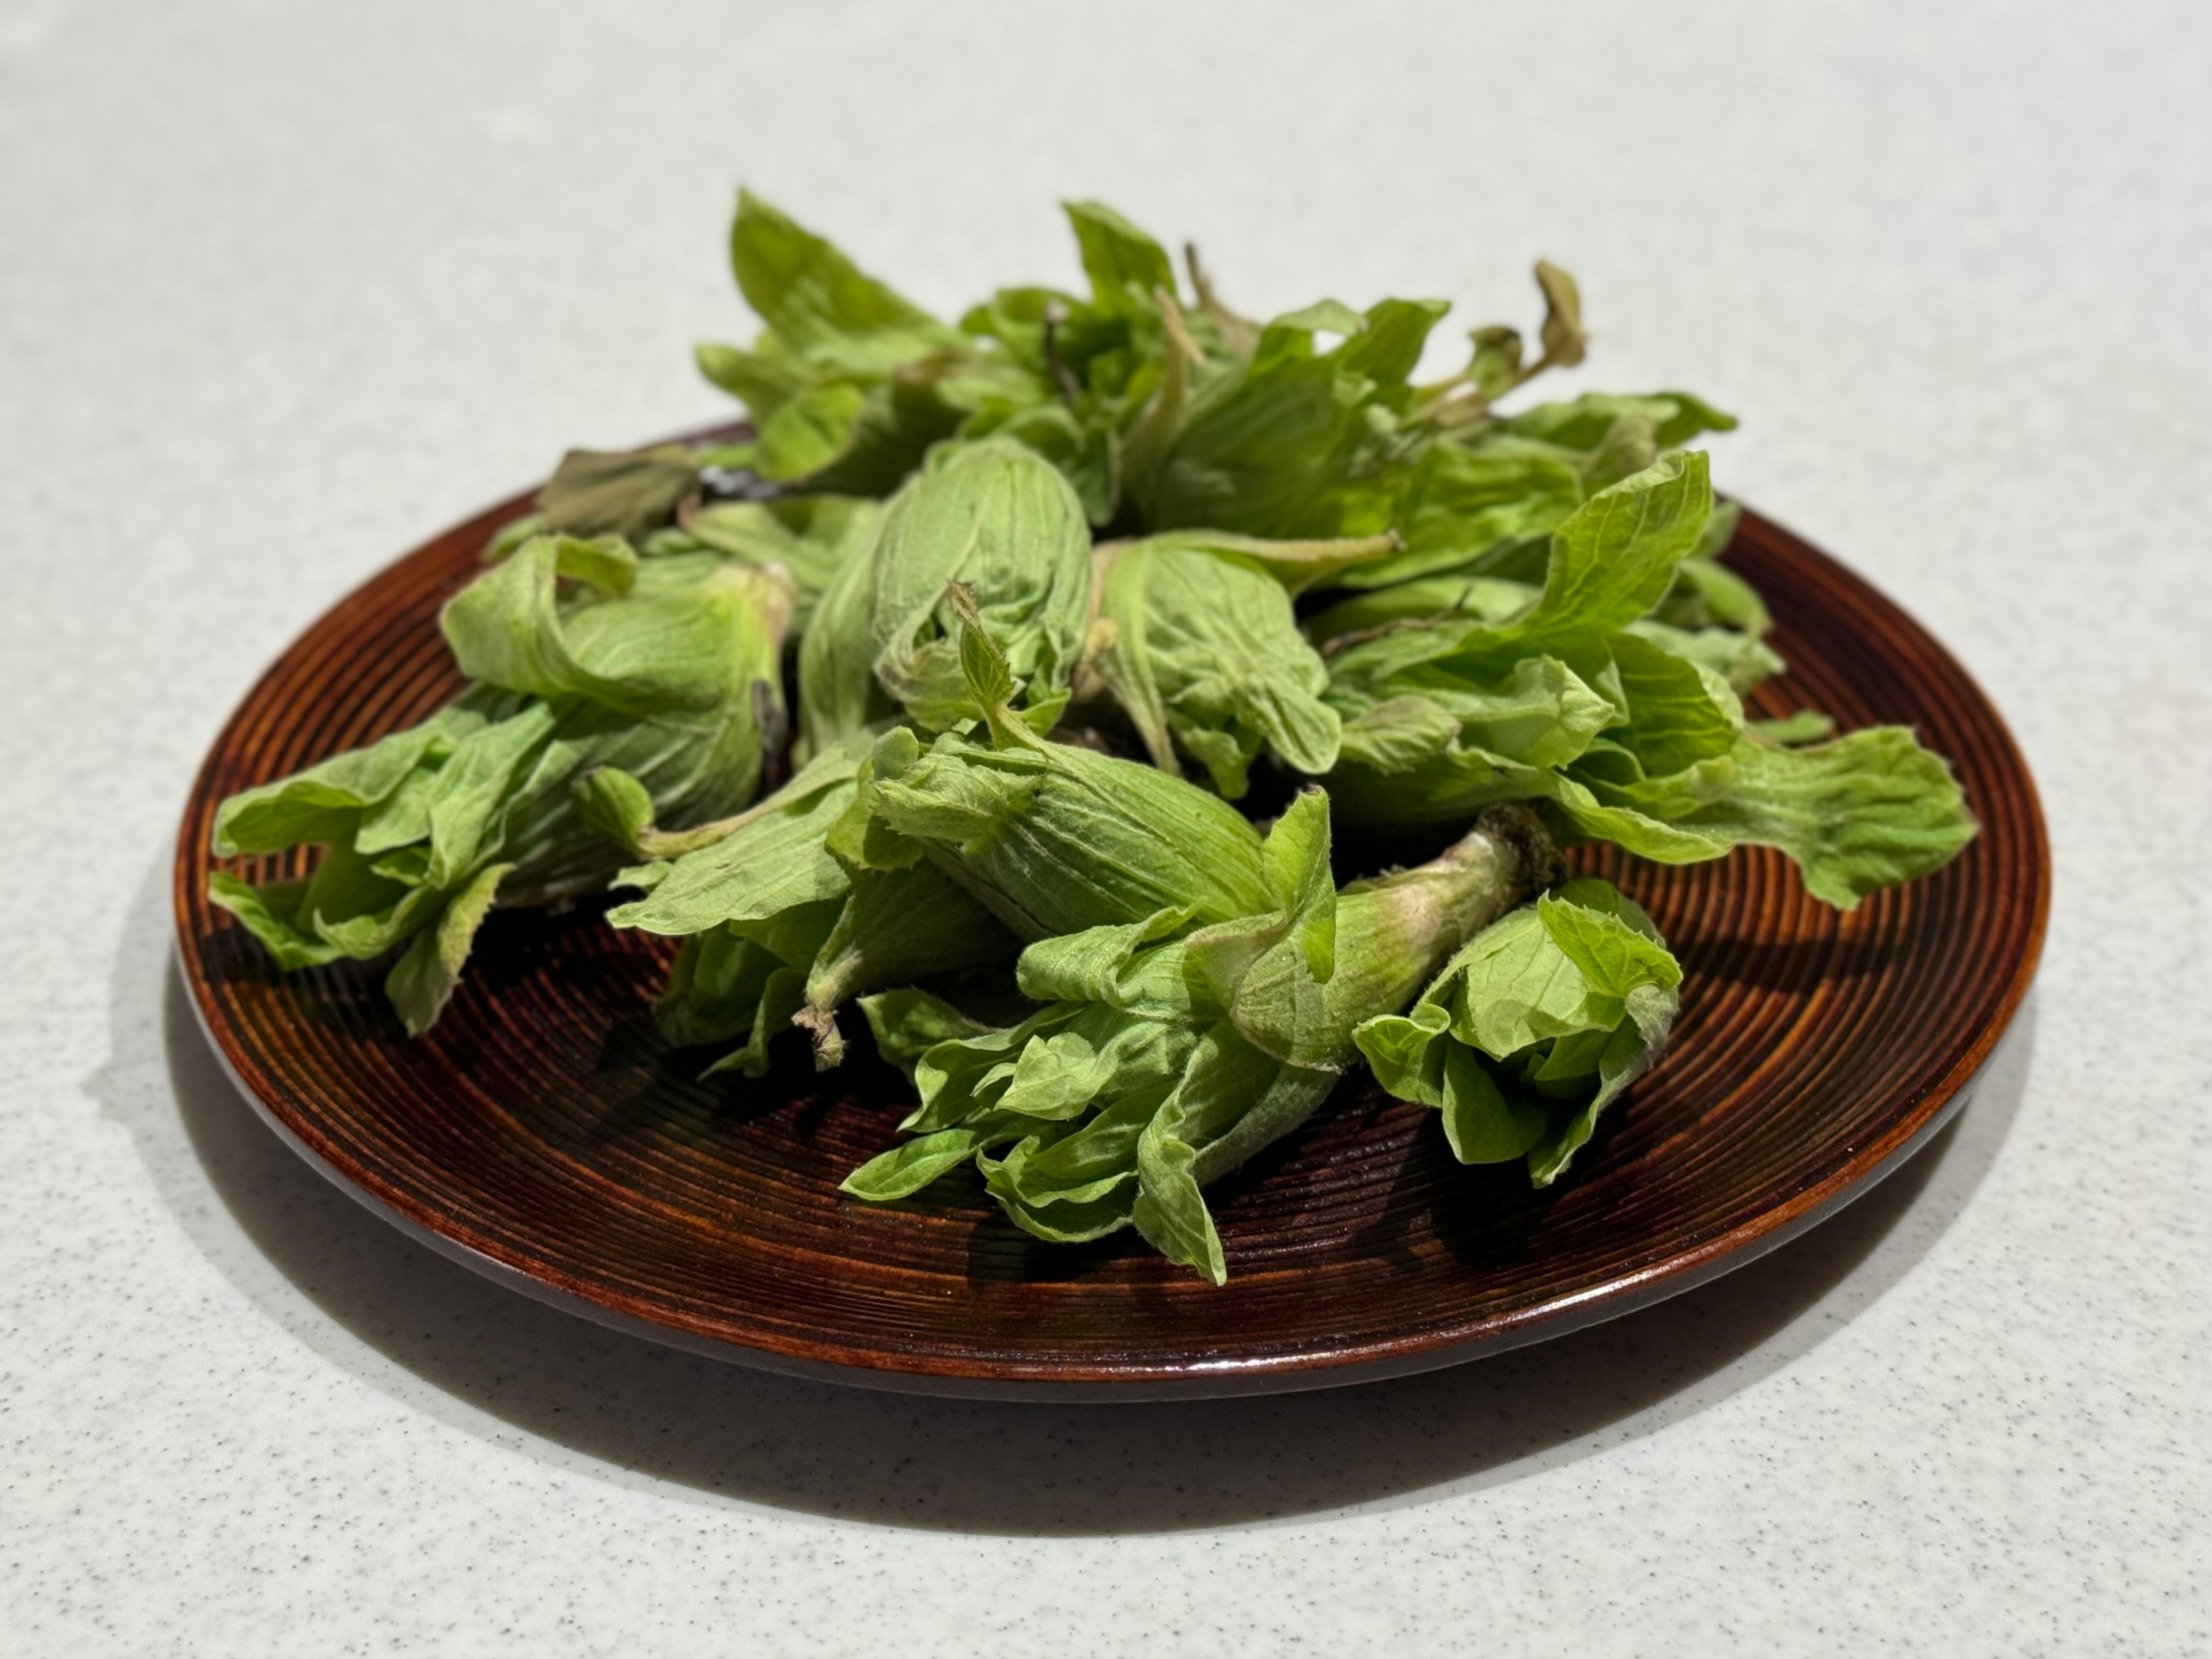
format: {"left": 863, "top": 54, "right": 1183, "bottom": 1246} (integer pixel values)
{"left": 1084, "top": 533, "right": 1359, "bottom": 796}
{"left": 1356, "top": 878, "right": 1680, "bottom": 1184}
{"left": 796, "top": 441, "right": 1092, "bottom": 752}
{"left": 1532, "top": 260, "right": 1587, "bottom": 371}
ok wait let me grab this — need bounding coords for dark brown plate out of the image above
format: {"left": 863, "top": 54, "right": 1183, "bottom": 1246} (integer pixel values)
{"left": 174, "top": 469, "right": 2047, "bottom": 1400}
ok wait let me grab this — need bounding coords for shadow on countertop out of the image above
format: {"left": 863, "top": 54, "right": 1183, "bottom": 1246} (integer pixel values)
{"left": 96, "top": 855, "right": 2037, "bottom": 1537}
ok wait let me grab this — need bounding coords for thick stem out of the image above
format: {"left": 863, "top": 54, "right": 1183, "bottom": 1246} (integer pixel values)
{"left": 626, "top": 785, "right": 801, "bottom": 861}
{"left": 1184, "top": 808, "right": 1556, "bottom": 1187}
{"left": 1154, "top": 287, "right": 1206, "bottom": 368}
{"left": 1323, "top": 804, "right": 1562, "bottom": 1044}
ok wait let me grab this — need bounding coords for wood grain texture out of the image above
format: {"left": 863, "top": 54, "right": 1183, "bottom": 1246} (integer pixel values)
{"left": 172, "top": 476, "right": 2048, "bottom": 1400}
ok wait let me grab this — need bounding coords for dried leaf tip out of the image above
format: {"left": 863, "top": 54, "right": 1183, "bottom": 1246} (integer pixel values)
{"left": 1533, "top": 259, "right": 1588, "bottom": 370}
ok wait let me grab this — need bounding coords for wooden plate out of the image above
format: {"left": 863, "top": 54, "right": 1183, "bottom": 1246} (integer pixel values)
{"left": 173, "top": 469, "right": 2048, "bottom": 1400}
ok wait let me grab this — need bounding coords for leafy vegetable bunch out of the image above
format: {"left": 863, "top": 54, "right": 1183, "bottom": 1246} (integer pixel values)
{"left": 210, "top": 194, "right": 1977, "bottom": 1281}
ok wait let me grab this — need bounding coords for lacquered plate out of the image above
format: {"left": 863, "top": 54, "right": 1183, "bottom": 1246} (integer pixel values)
{"left": 174, "top": 459, "right": 2048, "bottom": 1400}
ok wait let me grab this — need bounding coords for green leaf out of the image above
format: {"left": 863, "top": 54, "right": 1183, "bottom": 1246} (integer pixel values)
{"left": 729, "top": 190, "right": 956, "bottom": 365}
{"left": 206, "top": 873, "right": 347, "bottom": 970}
{"left": 994, "top": 1017, "right": 1190, "bottom": 1125}
{"left": 571, "top": 764, "right": 657, "bottom": 857}
{"left": 948, "top": 581, "right": 1018, "bottom": 719}
{"left": 798, "top": 862, "right": 1020, "bottom": 1065}
{"left": 1324, "top": 726, "right": 1546, "bottom": 827}
{"left": 1624, "top": 619, "right": 1785, "bottom": 695}
{"left": 1141, "top": 528, "right": 1404, "bottom": 597}
{"left": 1085, "top": 534, "right": 1343, "bottom": 796}
{"left": 1260, "top": 787, "right": 1337, "bottom": 980}
{"left": 1607, "top": 629, "right": 1743, "bottom": 777}
{"left": 1359, "top": 999, "right": 1551, "bottom": 1164}
{"left": 593, "top": 721, "right": 1020, "bottom": 1075}
{"left": 1064, "top": 200, "right": 1176, "bottom": 317}
{"left": 1567, "top": 733, "right": 1738, "bottom": 821}
{"left": 967, "top": 402, "right": 1121, "bottom": 527}
{"left": 1539, "top": 879, "right": 1681, "bottom": 996}
{"left": 605, "top": 742, "right": 864, "bottom": 935}
{"left": 1355, "top": 721, "right": 1976, "bottom": 911}
{"left": 537, "top": 448, "right": 698, "bottom": 540}
{"left": 1310, "top": 575, "right": 1547, "bottom": 648}
{"left": 1330, "top": 441, "right": 1586, "bottom": 590}
{"left": 304, "top": 849, "right": 443, "bottom": 957}
{"left": 1182, "top": 790, "right": 1355, "bottom": 1070}
{"left": 441, "top": 543, "right": 621, "bottom": 705}
{"left": 1660, "top": 548, "right": 1770, "bottom": 637}
{"left": 1014, "top": 906, "right": 1199, "bottom": 1014}
{"left": 701, "top": 195, "right": 1055, "bottom": 497}
{"left": 865, "top": 725, "right": 1275, "bottom": 941}
{"left": 1355, "top": 877, "right": 1681, "bottom": 1185}
{"left": 1334, "top": 695, "right": 1463, "bottom": 774}
{"left": 858, "top": 987, "right": 1002, "bottom": 1072}
{"left": 681, "top": 495, "right": 880, "bottom": 630}
{"left": 696, "top": 960, "right": 819, "bottom": 1078}
{"left": 876, "top": 444, "right": 1092, "bottom": 729}
{"left": 899, "top": 1003, "right": 1079, "bottom": 1134}
{"left": 1502, "top": 391, "right": 1736, "bottom": 452}
{"left": 1130, "top": 1079, "right": 1225, "bottom": 1285}
{"left": 384, "top": 862, "right": 512, "bottom": 1037}
{"left": 842, "top": 1128, "right": 1002, "bottom": 1201}
{"left": 1320, "top": 459, "right": 1715, "bottom": 815}
{"left": 653, "top": 886, "right": 848, "bottom": 1075}
{"left": 441, "top": 535, "right": 789, "bottom": 718}
{"left": 746, "top": 381, "right": 873, "bottom": 481}
{"left": 695, "top": 331, "right": 811, "bottom": 418}
{"left": 1331, "top": 653, "right": 1615, "bottom": 772}
{"left": 1466, "top": 324, "right": 1524, "bottom": 400}
{"left": 1139, "top": 297, "right": 1449, "bottom": 538}
{"left": 416, "top": 702, "right": 559, "bottom": 889}
{"left": 982, "top": 1106, "right": 1149, "bottom": 1226}
{"left": 798, "top": 441, "right": 1093, "bottom": 741}
{"left": 1688, "top": 496, "right": 1745, "bottom": 562}
{"left": 1672, "top": 728, "right": 1978, "bottom": 908}
{"left": 1322, "top": 469, "right": 1694, "bottom": 685}
{"left": 211, "top": 713, "right": 464, "bottom": 858}
{"left": 1749, "top": 709, "right": 1836, "bottom": 746}
{"left": 823, "top": 728, "right": 930, "bottom": 870}
{"left": 654, "top": 927, "right": 786, "bottom": 1048}
{"left": 1450, "top": 450, "right": 1713, "bottom": 676}
{"left": 957, "top": 283, "right": 1080, "bottom": 371}
{"left": 796, "top": 533, "right": 899, "bottom": 757}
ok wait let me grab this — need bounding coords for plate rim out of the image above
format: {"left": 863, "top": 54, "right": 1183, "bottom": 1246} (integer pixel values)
{"left": 171, "top": 458, "right": 2050, "bottom": 1402}
{"left": 173, "top": 962, "right": 2013, "bottom": 1400}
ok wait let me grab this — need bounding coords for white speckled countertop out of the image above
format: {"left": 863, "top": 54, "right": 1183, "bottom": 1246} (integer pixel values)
{"left": 3, "top": 2, "right": 2206, "bottom": 1652}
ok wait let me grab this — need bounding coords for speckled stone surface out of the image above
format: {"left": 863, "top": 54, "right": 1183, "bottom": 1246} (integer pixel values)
{"left": 3, "top": 2, "right": 2206, "bottom": 1653}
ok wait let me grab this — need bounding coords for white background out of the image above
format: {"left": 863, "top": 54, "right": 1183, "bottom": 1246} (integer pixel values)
{"left": 3, "top": 2, "right": 2206, "bottom": 1653}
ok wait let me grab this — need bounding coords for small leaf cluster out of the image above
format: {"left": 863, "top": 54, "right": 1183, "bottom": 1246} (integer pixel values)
{"left": 210, "top": 539, "right": 794, "bottom": 1033}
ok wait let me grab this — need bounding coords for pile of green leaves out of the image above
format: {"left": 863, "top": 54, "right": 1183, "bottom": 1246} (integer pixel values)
{"left": 207, "top": 191, "right": 1979, "bottom": 1281}
{"left": 210, "top": 539, "right": 793, "bottom": 1033}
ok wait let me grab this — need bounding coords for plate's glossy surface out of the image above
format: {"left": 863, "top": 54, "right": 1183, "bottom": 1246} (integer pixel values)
{"left": 175, "top": 480, "right": 2047, "bottom": 1400}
